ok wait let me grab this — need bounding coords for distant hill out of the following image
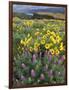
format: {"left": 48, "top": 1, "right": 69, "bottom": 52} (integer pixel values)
{"left": 13, "top": 12, "right": 31, "bottom": 19}
{"left": 13, "top": 12, "right": 55, "bottom": 19}
{"left": 28, "top": 7, "right": 65, "bottom": 14}
{"left": 13, "top": 12, "right": 65, "bottom": 20}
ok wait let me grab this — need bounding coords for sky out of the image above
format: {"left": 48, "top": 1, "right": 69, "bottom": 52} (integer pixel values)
{"left": 13, "top": 5, "right": 50, "bottom": 13}
{"left": 13, "top": 4, "right": 65, "bottom": 14}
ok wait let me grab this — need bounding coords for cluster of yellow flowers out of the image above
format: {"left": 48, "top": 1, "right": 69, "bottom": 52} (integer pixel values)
{"left": 23, "top": 20, "right": 33, "bottom": 27}
{"left": 20, "top": 34, "right": 32, "bottom": 46}
{"left": 20, "top": 28, "right": 65, "bottom": 55}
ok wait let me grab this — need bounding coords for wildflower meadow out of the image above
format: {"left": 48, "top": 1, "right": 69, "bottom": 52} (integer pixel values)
{"left": 12, "top": 5, "right": 66, "bottom": 86}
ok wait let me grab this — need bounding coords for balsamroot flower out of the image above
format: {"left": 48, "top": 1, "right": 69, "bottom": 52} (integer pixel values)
{"left": 21, "top": 63, "right": 26, "bottom": 68}
{"left": 50, "top": 49, "right": 55, "bottom": 55}
{"left": 31, "top": 69, "right": 36, "bottom": 78}
{"left": 40, "top": 73, "right": 45, "bottom": 80}
{"left": 41, "top": 39, "right": 45, "bottom": 45}
{"left": 35, "top": 31, "right": 40, "bottom": 36}
{"left": 45, "top": 44, "right": 50, "bottom": 49}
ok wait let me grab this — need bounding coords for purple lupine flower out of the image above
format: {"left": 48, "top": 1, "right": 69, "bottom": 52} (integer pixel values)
{"left": 43, "top": 64, "right": 48, "bottom": 71}
{"left": 53, "top": 60, "right": 57, "bottom": 64}
{"left": 32, "top": 54, "right": 36, "bottom": 63}
{"left": 20, "top": 75, "right": 26, "bottom": 81}
{"left": 40, "top": 73, "right": 45, "bottom": 80}
{"left": 45, "top": 64, "right": 48, "bottom": 70}
{"left": 39, "top": 52, "right": 42, "bottom": 58}
{"left": 48, "top": 70, "right": 53, "bottom": 77}
{"left": 21, "top": 63, "right": 26, "bottom": 68}
{"left": 31, "top": 69, "right": 36, "bottom": 78}
{"left": 58, "top": 60, "right": 62, "bottom": 65}
{"left": 44, "top": 50, "right": 48, "bottom": 56}
{"left": 48, "top": 54, "right": 52, "bottom": 62}
{"left": 60, "top": 55, "right": 65, "bottom": 61}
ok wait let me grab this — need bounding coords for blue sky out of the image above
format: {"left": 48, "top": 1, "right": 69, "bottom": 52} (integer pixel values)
{"left": 13, "top": 4, "right": 65, "bottom": 14}
{"left": 13, "top": 4, "right": 49, "bottom": 13}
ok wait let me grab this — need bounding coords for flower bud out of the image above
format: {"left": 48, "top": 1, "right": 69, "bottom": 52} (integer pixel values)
{"left": 40, "top": 73, "right": 45, "bottom": 80}
{"left": 58, "top": 60, "right": 62, "bottom": 64}
{"left": 43, "top": 64, "right": 48, "bottom": 71}
{"left": 48, "top": 70, "right": 53, "bottom": 77}
{"left": 39, "top": 52, "right": 42, "bottom": 58}
{"left": 60, "top": 55, "right": 65, "bottom": 61}
{"left": 20, "top": 75, "right": 26, "bottom": 80}
{"left": 21, "top": 63, "right": 26, "bottom": 68}
{"left": 48, "top": 54, "right": 52, "bottom": 62}
{"left": 32, "top": 54, "right": 36, "bottom": 63}
{"left": 31, "top": 69, "right": 36, "bottom": 78}
{"left": 44, "top": 50, "right": 48, "bottom": 56}
{"left": 45, "top": 64, "right": 48, "bottom": 70}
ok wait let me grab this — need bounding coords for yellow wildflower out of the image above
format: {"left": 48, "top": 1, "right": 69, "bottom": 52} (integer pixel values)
{"left": 50, "top": 36, "right": 56, "bottom": 44}
{"left": 29, "top": 47, "right": 33, "bottom": 52}
{"left": 26, "top": 36, "right": 32, "bottom": 44}
{"left": 42, "top": 35, "right": 46, "bottom": 39}
{"left": 35, "top": 32, "right": 40, "bottom": 36}
{"left": 41, "top": 39, "right": 45, "bottom": 44}
{"left": 46, "top": 30, "right": 50, "bottom": 35}
{"left": 24, "top": 20, "right": 33, "bottom": 27}
{"left": 20, "top": 39, "right": 27, "bottom": 46}
{"left": 27, "top": 33, "right": 30, "bottom": 37}
{"left": 55, "top": 49, "right": 60, "bottom": 55}
{"left": 40, "top": 32, "right": 42, "bottom": 35}
{"left": 34, "top": 47, "right": 38, "bottom": 52}
{"left": 50, "top": 36, "right": 53, "bottom": 40}
{"left": 25, "top": 38, "right": 27, "bottom": 42}
{"left": 24, "top": 42, "right": 27, "bottom": 46}
{"left": 34, "top": 42, "right": 40, "bottom": 48}
{"left": 56, "top": 35, "right": 62, "bottom": 43}
{"left": 50, "top": 49, "right": 55, "bottom": 55}
{"left": 60, "top": 42, "right": 64, "bottom": 51}
{"left": 60, "top": 42, "right": 63, "bottom": 47}
{"left": 20, "top": 40, "right": 23, "bottom": 44}
{"left": 49, "top": 43, "right": 53, "bottom": 47}
{"left": 27, "top": 21, "right": 32, "bottom": 27}
{"left": 20, "top": 40, "right": 25, "bottom": 45}
{"left": 45, "top": 44, "right": 50, "bottom": 49}
{"left": 51, "top": 31, "right": 56, "bottom": 37}
{"left": 60, "top": 46, "right": 64, "bottom": 51}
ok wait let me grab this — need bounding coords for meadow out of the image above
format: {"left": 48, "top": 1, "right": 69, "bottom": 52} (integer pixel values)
{"left": 13, "top": 16, "right": 66, "bottom": 86}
